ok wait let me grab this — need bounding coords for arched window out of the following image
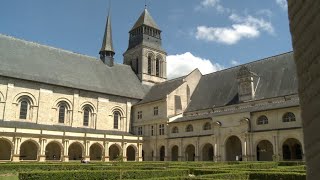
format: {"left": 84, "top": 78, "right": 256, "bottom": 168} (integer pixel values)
{"left": 186, "top": 124, "right": 193, "bottom": 132}
{"left": 58, "top": 104, "right": 66, "bottom": 123}
{"left": 156, "top": 58, "right": 160, "bottom": 77}
{"left": 203, "top": 122, "right": 211, "bottom": 130}
{"left": 257, "top": 115, "right": 268, "bottom": 125}
{"left": 113, "top": 111, "right": 120, "bottom": 129}
{"left": 83, "top": 107, "right": 91, "bottom": 126}
{"left": 172, "top": 126, "right": 179, "bottom": 133}
{"left": 19, "top": 100, "right": 29, "bottom": 119}
{"left": 148, "top": 56, "right": 152, "bottom": 75}
{"left": 282, "top": 112, "right": 296, "bottom": 122}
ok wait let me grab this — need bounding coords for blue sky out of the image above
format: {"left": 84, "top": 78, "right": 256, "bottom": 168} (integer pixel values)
{"left": 0, "top": 0, "right": 292, "bottom": 79}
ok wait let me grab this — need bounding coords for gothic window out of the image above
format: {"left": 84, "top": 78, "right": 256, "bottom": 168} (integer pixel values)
{"left": 257, "top": 115, "right": 268, "bottom": 125}
{"left": 159, "top": 124, "right": 165, "bottom": 135}
{"left": 58, "top": 103, "right": 66, "bottom": 123}
{"left": 154, "top": 106, "right": 159, "bottom": 116}
{"left": 156, "top": 58, "right": 160, "bottom": 77}
{"left": 148, "top": 56, "right": 152, "bottom": 74}
{"left": 83, "top": 107, "right": 91, "bottom": 126}
{"left": 113, "top": 111, "right": 120, "bottom": 129}
{"left": 203, "top": 122, "right": 211, "bottom": 130}
{"left": 172, "top": 126, "right": 179, "bottom": 133}
{"left": 186, "top": 124, "right": 193, "bottom": 132}
{"left": 283, "top": 112, "right": 296, "bottom": 122}
{"left": 19, "top": 100, "right": 29, "bottom": 119}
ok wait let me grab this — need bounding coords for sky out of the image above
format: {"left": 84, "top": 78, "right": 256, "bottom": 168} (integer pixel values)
{"left": 0, "top": 0, "right": 292, "bottom": 79}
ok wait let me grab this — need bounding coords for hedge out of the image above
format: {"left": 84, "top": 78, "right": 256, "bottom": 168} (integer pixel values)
{"left": 19, "top": 169, "right": 189, "bottom": 180}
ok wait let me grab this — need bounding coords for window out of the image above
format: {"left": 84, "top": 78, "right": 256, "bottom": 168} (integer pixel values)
{"left": 138, "top": 126, "right": 143, "bottom": 135}
{"left": 203, "top": 122, "right": 211, "bottom": 130}
{"left": 137, "top": 111, "right": 142, "bottom": 119}
{"left": 156, "top": 58, "right": 160, "bottom": 77}
{"left": 58, "top": 104, "right": 66, "bottom": 123}
{"left": 186, "top": 124, "right": 193, "bottom": 132}
{"left": 154, "top": 107, "right": 159, "bottom": 116}
{"left": 151, "top": 125, "right": 154, "bottom": 136}
{"left": 83, "top": 107, "right": 90, "bottom": 126}
{"left": 172, "top": 126, "right": 179, "bottom": 133}
{"left": 159, "top": 124, "right": 165, "bottom": 135}
{"left": 148, "top": 56, "right": 152, "bottom": 74}
{"left": 19, "top": 100, "right": 29, "bottom": 119}
{"left": 114, "top": 111, "right": 120, "bottom": 129}
{"left": 283, "top": 112, "right": 296, "bottom": 122}
{"left": 257, "top": 115, "right": 268, "bottom": 125}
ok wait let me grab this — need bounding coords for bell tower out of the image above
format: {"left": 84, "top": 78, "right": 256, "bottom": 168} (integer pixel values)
{"left": 123, "top": 7, "right": 167, "bottom": 85}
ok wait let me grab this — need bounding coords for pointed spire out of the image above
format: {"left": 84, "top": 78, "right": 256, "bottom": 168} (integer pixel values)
{"left": 100, "top": 4, "right": 115, "bottom": 66}
{"left": 131, "top": 8, "right": 160, "bottom": 31}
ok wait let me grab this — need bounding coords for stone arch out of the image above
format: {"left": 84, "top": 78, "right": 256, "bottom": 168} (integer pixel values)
{"left": 68, "top": 142, "right": 84, "bottom": 161}
{"left": 185, "top": 144, "right": 195, "bottom": 161}
{"left": 13, "top": 92, "right": 37, "bottom": 106}
{"left": 0, "top": 138, "right": 13, "bottom": 160}
{"left": 256, "top": 140, "right": 273, "bottom": 161}
{"left": 225, "top": 135, "right": 242, "bottom": 161}
{"left": 52, "top": 98, "right": 72, "bottom": 110}
{"left": 80, "top": 102, "right": 96, "bottom": 113}
{"left": 109, "top": 144, "right": 121, "bottom": 161}
{"left": 110, "top": 106, "right": 125, "bottom": 116}
{"left": 282, "top": 138, "right": 303, "bottom": 160}
{"left": 201, "top": 143, "right": 214, "bottom": 161}
{"left": 20, "top": 139, "right": 39, "bottom": 160}
{"left": 126, "top": 145, "right": 136, "bottom": 161}
{"left": 159, "top": 146, "right": 165, "bottom": 161}
{"left": 90, "top": 143, "right": 103, "bottom": 161}
{"left": 171, "top": 145, "right": 179, "bottom": 161}
{"left": 45, "top": 141, "right": 63, "bottom": 161}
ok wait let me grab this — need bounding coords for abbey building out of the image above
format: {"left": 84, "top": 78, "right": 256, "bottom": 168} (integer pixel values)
{"left": 0, "top": 7, "right": 303, "bottom": 162}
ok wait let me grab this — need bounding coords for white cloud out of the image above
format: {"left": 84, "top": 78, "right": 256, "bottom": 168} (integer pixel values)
{"left": 195, "top": 13, "right": 274, "bottom": 45}
{"left": 276, "top": 0, "right": 288, "bottom": 10}
{"left": 230, "top": 60, "right": 240, "bottom": 66}
{"left": 195, "top": 0, "right": 229, "bottom": 13}
{"left": 167, "top": 52, "right": 223, "bottom": 79}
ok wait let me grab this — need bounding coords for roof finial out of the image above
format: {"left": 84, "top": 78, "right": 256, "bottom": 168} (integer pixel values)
{"left": 108, "top": 0, "right": 111, "bottom": 15}
{"left": 145, "top": 0, "right": 147, "bottom": 9}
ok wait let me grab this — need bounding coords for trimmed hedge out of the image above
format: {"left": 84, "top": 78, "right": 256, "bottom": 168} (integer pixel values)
{"left": 19, "top": 169, "right": 189, "bottom": 180}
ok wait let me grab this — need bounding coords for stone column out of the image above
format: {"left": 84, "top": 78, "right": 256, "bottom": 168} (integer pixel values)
{"left": 122, "top": 142, "right": 127, "bottom": 161}
{"left": 178, "top": 138, "right": 183, "bottom": 161}
{"left": 63, "top": 139, "right": 69, "bottom": 162}
{"left": 12, "top": 137, "right": 21, "bottom": 162}
{"left": 84, "top": 140, "right": 90, "bottom": 161}
{"left": 195, "top": 138, "right": 199, "bottom": 161}
{"left": 104, "top": 141, "right": 109, "bottom": 162}
{"left": 39, "top": 138, "right": 47, "bottom": 162}
{"left": 138, "top": 143, "right": 143, "bottom": 161}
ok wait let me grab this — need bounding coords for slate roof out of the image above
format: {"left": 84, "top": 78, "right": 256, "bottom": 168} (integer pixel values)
{"left": 0, "top": 120, "right": 134, "bottom": 136}
{"left": 185, "top": 52, "right": 298, "bottom": 112}
{"left": 137, "top": 76, "right": 185, "bottom": 105}
{"left": 0, "top": 34, "right": 146, "bottom": 99}
{"left": 131, "top": 8, "right": 160, "bottom": 31}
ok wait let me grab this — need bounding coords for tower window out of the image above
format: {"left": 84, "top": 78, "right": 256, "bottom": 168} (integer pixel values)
{"left": 156, "top": 58, "right": 160, "bottom": 77}
{"left": 148, "top": 56, "right": 152, "bottom": 75}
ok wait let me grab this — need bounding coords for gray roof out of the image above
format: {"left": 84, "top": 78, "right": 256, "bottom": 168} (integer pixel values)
{"left": 137, "top": 76, "right": 185, "bottom": 105}
{"left": 185, "top": 52, "right": 298, "bottom": 112}
{"left": 0, "top": 120, "right": 134, "bottom": 136}
{"left": 131, "top": 8, "right": 160, "bottom": 31}
{"left": 0, "top": 34, "right": 146, "bottom": 99}
{"left": 100, "top": 12, "right": 115, "bottom": 53}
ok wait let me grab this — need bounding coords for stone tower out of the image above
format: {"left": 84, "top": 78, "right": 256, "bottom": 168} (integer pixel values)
{"left": 99, "top": 10, "right": 115, "bottom": 67}
{"left": 123, "top": 8, "right": 167, "bottom": 85}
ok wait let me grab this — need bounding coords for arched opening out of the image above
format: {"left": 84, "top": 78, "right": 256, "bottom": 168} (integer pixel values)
{"left": 68, "top": 142, "right": 83, "bottom": 161}
{"left": 256, "top": 140, "right": 273, "bottom": 161}
{"left": 45, "top": 142, "right": 62, "bottom": 161}
{"left": 20, "top": 140, "right": 38, "bottom": 160}
{"left": 0, "top": 139, "right": 12, "bottom": 160}
{"left": 90, "top": 143, "right": 102, "bottom": 161}
{"left": 159, "top": 146, "right": 165, "bottom": 161}
{"left": 171, "top": 145, "right": 179, "bottom": 161}
{"left": 109, "top": 144, "right": 121, "bottom": 161}
{"left": 225, "top": 136, "right": 242, "bottom": 161}
{"left": 282, "top": 138, "right": 303, "bottom": 160}
{"left": 185, "top": 144, "right": 195, "bottom": 161}
{"left": 156, "top": 58, "right": 160, "bottom": 77}
{"left": 202, "top": 143, "right": 214, "bottom": 161}
{"left": 126, "top": 146, "right": 136, "bottom": 161}
{"left": 113, "top": 111, "right": 120, "bottom": 129}
{"left": 148, "top": 56, "right": 152, "bottom": 75}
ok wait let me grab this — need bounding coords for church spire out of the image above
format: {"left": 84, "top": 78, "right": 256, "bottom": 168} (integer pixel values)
{"left": 99, "top": 7, "right": 115, "bottom": 67}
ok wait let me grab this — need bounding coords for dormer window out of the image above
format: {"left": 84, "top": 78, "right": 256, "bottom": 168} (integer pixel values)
{"left": 237, "top": 66, "right": 259, "bottom": 102}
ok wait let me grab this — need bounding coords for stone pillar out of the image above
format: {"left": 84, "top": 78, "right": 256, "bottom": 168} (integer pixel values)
{"left": 104, "top": 141, "right": 109, "bottom": 162}
{"left": 138, "top": 143, "right": 143, "bottom": 161}
{"left": 84, "top": 140, "right": 90, "bottom": 161}
{"left": 243, "top": 139, "right": 248, "bottom": 161}
{"left": 195, "top": 138, "right": 199, "bottom": 161}
{"left": 178, "top": 139, "right": 183, "bottom": 161}
{"left": 39, "top": 138, "right": 47, "bottom": 162}
{"left": 12, "top": 137, "right": 21, "bottom": 162}
{"left": 63, "top": 139, "right": 69, "bottom": 162}
{"left": 122, "top": 142, "right": 127, "bottom": 161}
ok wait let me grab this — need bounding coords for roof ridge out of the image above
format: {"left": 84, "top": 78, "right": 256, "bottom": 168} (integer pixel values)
{"left": 203, "top": 51, "right": 293, "bottom": 77}
{"left": 0, "top": 33, "right": 97, "bottom": 60}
